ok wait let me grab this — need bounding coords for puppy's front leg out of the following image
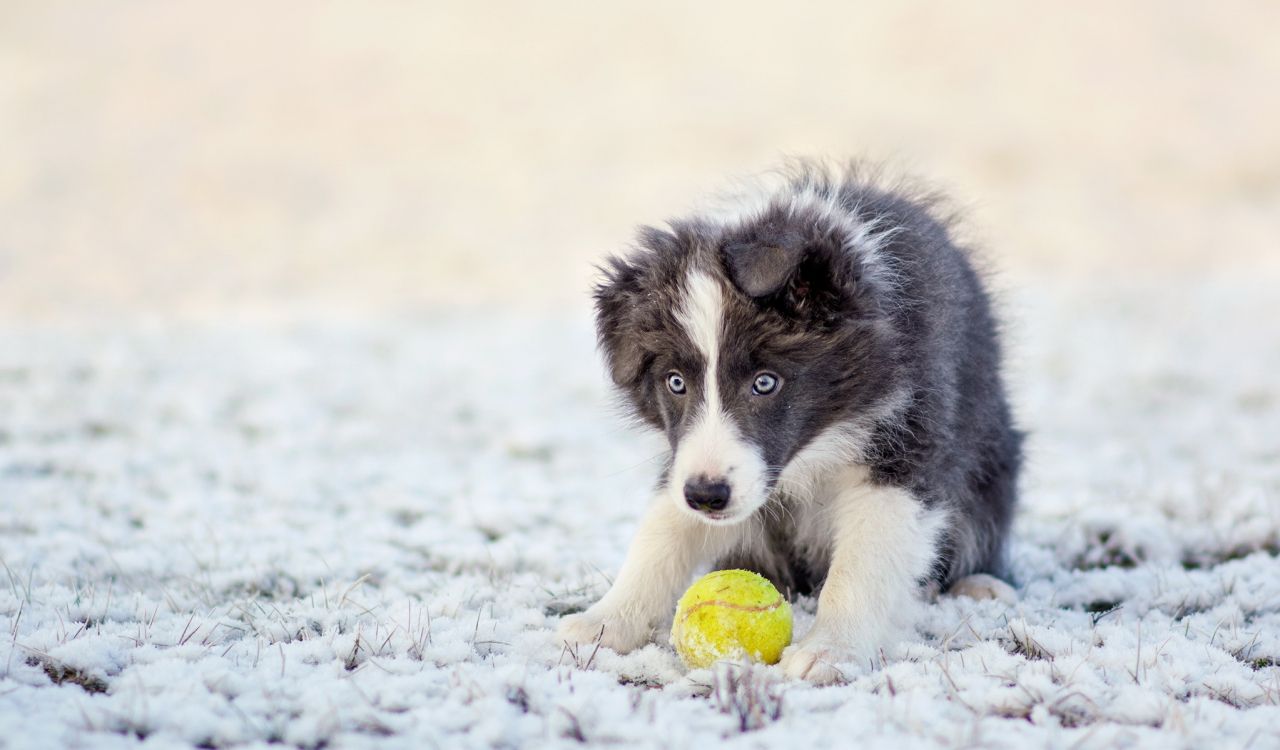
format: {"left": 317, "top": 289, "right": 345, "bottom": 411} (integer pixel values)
{"left": 559, "top": 496, "right": 737, "bottom": 653}
{"left": 780, "top": 476, "right": 945, "bottom": 684}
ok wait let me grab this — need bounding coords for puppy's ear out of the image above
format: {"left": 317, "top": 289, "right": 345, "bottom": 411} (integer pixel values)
{"left": 593, "top": 252, "right": 651, "bottom": 387}
{"left": 723, "top": 225, "right": 861, "bottom": 323}
{"left": 723, "top": 244, "right": 804, "bottom": 298}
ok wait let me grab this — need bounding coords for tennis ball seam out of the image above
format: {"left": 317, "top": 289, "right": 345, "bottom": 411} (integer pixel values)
{"left": 675, "top": 595, "right": 785, "bottom": 624}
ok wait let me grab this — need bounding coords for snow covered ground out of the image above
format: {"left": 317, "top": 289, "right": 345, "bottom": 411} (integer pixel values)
{"left": 2, "top": 278, "right": 1278, "bottom": 749}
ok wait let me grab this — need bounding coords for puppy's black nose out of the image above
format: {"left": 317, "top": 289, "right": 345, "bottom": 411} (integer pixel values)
{"left": 684, "top": 477, "right": 731, "bottom": 512}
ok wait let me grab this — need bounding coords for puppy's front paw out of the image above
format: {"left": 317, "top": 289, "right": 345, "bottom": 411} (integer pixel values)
{"left": 557, "top": 607, "right": 651, "bottom": 654}
{"left": 778, "top": 638, "right": 860, "bottom": 685}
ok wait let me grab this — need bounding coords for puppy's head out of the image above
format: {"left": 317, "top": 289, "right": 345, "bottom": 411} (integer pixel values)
{"left": 595, "top": 193, "right": 901, "bottom": 524}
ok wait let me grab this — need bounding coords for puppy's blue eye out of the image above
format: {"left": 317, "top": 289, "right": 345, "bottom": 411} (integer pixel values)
{"left": 751, "top": 372, "right": 780, "bottom": 396}
{"left": 666, "top": 373, "right": 687, "bottom": 395}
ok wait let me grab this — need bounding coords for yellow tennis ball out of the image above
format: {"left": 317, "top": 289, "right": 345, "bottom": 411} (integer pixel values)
{"left": 670, "top": 569, "right": 793, "bottom": 669}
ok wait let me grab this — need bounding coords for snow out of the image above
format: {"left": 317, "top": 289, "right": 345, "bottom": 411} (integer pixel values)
{"left": 2, "top": 278, "right": 1279, "bottom": 749}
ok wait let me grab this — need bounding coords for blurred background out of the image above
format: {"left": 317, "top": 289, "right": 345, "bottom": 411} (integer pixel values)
{"left": 1, "top": 1, "right": 1277, "bottom": 321}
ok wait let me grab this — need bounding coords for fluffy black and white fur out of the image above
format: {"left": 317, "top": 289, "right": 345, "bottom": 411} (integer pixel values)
{"left": 559, "top": 162, "right": 1022, "bottom": 683}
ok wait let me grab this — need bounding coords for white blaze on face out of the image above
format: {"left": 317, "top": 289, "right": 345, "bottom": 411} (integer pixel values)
{"left": 671, "top": 271, "right": 769, "bottom": 523}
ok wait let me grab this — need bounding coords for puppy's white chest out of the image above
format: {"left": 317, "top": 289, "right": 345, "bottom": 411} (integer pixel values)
{"left": 783, "top": 463, "right": 876, "bottom": 567}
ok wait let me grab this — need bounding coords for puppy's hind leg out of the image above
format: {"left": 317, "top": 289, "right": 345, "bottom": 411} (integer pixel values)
{"left": 558, "top": 496, "right": 740, "bottom": 654}
{"left": 947, "top": 573, "right": 1017, "bottom": 604}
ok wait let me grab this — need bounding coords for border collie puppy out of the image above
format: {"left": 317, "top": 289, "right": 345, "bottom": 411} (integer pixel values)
{"left": 559, "top": 162, "right": 1022, "bottom": 683}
